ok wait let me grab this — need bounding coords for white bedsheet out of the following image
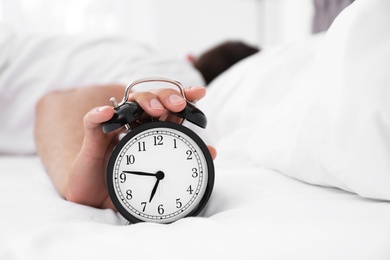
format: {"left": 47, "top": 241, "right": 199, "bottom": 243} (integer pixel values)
{"left": 1, "top": 156, "right": 390, "bottom": 260}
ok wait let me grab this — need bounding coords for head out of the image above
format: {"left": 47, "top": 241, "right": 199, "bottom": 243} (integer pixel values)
{"left": 191, "top": 41, "right": 260, "bottom": 85}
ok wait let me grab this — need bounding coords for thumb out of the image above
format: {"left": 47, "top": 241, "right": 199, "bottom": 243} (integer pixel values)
{"left": 81, "top": 106, "right": 115, "bottom": 159}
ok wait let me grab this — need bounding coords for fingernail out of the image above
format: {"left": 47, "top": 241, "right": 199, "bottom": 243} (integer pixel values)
{"left": 188, "top": 85, "right": 204, "bottom": 90}
{"left": 149, "top": 98, "right": 164, "bottom": 109}
{"left": 169, "top": 94, "right": 185, "bottom": 105}
{"left": 96, "top": 106, "right": 110, "bottom": 112}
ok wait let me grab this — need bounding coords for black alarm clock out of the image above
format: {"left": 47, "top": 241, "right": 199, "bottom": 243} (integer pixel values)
{"left": 102, "top": 78, "right": 214, "bottom": 224}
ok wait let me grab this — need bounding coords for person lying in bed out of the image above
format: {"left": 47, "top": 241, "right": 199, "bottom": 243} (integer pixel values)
{"left": 34, "top": 84, "right": 217, "bottom": 210}
{"left": 30, "top": 40, "right": 257, "bottom": 210}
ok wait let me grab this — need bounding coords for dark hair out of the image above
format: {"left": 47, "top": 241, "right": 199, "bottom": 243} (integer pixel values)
{"left": 194, "top": 41, "right": 260, "bottom": 85}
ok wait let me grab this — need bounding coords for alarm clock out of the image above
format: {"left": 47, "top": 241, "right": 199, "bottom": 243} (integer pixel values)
{"left": 102, "top": 77, "right": 215, "bottom": 224}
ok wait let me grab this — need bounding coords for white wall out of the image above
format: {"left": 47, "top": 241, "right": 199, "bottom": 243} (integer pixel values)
{"left": 0, "top": 0, "right": 315, "bottom": 55}
{"left": 116, "top": 0, "right": 260, "bottom": 56}
{"left": 261, "top": 0, "right": 314, "bottom": 47}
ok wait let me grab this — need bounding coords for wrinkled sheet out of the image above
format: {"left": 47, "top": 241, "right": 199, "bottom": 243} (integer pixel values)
{"left": 1, "top": 156, "right": 390, "bottom": 260}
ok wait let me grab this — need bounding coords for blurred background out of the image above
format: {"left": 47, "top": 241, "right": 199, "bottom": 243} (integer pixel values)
{"left": 0, "top": 0, "right": 314, "bottom": 56}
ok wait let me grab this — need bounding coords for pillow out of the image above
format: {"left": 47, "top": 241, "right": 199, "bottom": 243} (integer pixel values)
{"left": 198, "top": 34, "right": 323, "bottom": 166}
{"left": 201, "top": 0, "right": 390, "bottom": 201}
{"left": 247, "top": 0, "right": 390, "bottom": 201}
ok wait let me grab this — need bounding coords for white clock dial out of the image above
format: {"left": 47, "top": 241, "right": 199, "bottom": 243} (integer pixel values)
{"left": 107, "top": 122, "right": 213, "bottom": 224}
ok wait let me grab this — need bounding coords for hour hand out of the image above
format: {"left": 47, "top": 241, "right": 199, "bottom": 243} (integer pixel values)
{"left": 149, "top": 179, "right": 160, "bottom": 203}
{"left": 122, "top": 171, "right": 157, "bottom": 177}
{"left": 149, "top": 171, "right": 165, "bottom": 203}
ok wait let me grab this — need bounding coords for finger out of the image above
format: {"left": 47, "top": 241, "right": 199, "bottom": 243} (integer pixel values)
{"left": 130, "top": 88, "right": 187, "bottom": 114}
{"left": 81, "top": 106, "right": 116, "bottom": 159}
{"left": 155, "top": 86, "right": 206, "bottom": 123}
{"left": 184, "top": 86, "right": 206, "bottom": 102}
{"left": 128, "top": 86, "right": 206, "bottom": 116}
{"left": 83, "top": 106, "right": 115, "bottom": 131}
{"left": 207, "top": 145, "right": 217, "bottom": 160}
{"left": 150, "top": 88, "right": 188, "bottom": 113}
{"left": 128, "top": 91, "right": 166, "bottom": 118}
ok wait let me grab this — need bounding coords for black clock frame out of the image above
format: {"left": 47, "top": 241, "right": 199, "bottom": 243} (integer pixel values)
{"left": 106, "top": 121, "right": 215, "bottom": 224}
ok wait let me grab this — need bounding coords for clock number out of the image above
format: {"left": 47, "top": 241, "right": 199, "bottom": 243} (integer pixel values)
{"left": 138, "top": 141, "right": 146, "bottom": 152}
{"left": 126, "top": 189, "right": 133, "bottom": 200}
{"left": 119, "top": 173, "right": 127, "bottom": 183}
{"left": 173, "top": 139, "right": 177, "bottom": 149}
{"left": 154, "top": 135, "right": 163, "bottom": 146}
{"left": 187, "top": 185, "right": 193, "bottom": 194}
{"left": 126, "top": 155, "right": 135, "bottom": 165}
{"left": 186, "top": 150, "right": 193, "bottom": 160}
{"left": 158, "top": 204, "right": 164, "bottom": 215}
{"left": 176, "top": 198, "right": 182, "bottom": 209}
{"left": 191, "top": 168, "right": 198, "bottom": 178}
{"left": 141, "top": 202, "right": 147, "bottom": 212}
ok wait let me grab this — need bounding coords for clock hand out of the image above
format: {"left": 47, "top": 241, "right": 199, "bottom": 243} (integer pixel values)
{"left": 149, "top": 179, "right": 160, "bottom": 203}
{"left": 149, "top": 171, "right": 165, "bottom": 203}
{"left": 122, "top": 171, "right": 157, "bottom": 177}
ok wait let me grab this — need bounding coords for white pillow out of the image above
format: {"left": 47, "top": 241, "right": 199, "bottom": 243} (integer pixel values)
{"left": 202, "top": 0, "right": 390, "bottom": 201}
{"left": 199, "top": 34, "right": 323, "bottom": 167}
{"left": 247, "top": 0, "right": 390, "bottom": 201}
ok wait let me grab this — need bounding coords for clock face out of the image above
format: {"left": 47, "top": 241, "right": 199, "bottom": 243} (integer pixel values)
{"left": 107, "top": 121, "right": 214, "bottom": 224}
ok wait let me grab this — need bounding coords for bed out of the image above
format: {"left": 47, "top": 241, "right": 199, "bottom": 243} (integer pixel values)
{"left": 1, "top": 0, "right": 390, "bottom": 259}
{"left": 1, "top": 155, "right": 390, "bottom": 259}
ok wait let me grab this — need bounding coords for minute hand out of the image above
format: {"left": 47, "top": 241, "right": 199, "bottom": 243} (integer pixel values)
{"left": 122, "top": 171, "right": 157, "bottom": 177}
